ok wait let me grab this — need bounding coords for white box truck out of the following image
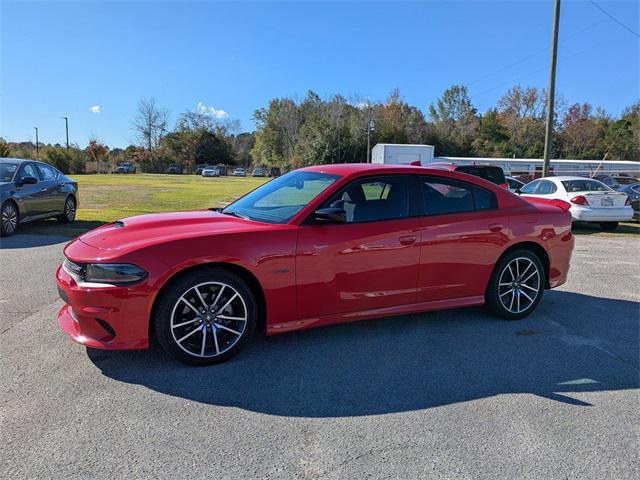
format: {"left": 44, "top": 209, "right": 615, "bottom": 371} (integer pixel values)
{"left": 371, "top": 143, "right": 435, "bottom": 165}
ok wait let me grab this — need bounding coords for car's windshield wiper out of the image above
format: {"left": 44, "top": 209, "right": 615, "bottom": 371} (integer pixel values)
{"left": 222, "top": 210, "right": 250, "bottom": 220}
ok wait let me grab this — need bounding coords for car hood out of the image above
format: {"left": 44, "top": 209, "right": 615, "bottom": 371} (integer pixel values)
{"left": 78, "top": 210, "right": 268, "bottom": 252}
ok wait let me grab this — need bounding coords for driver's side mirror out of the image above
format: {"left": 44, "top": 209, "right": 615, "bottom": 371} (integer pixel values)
{"left": 515, "top": 189, "right": 522, "bottom": 195}
{"left": 17, "top": 176, "right": 37, "bottom": 186}
{"left": 314, "top": 207, "right": 347, "bottom": 223}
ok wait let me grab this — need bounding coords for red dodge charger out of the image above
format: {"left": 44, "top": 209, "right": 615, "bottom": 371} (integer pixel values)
{"left": 56, "top": 164, "right": 574, "bottom": 365}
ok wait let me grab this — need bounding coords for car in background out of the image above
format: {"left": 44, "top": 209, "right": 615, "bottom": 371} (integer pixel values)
{"left": 619, "top": 183, "right": 640, "bottom": 220}
{"left": 268, "top": 167, "right": 282, "bottom": 177}
{"left": 167, "top": 165, "right": 183, "bottom": 174}
{"left": 114, "top": 162, "right": 136, "bottom": 174}
{"left": 611, "top": 174, "right": 639, "bottom": 187}
{"left": 202, "top": 166, "right": 220, "bottom": 177}
{"left": 252, "top": 167, "right": 265, "bottom": 177}
{"left": 56, "top": 163, "right": 575, "bottom": 365}
{"left": 233, "top": 167, "right": 246, "bottom": 177}
{"left": 1, "top": 158, "right": 78, "bottom": 237}
{"left": 519, "top": 176, "right": 633, "bottom": 231}
{"left": 593, "top": 174, "right": 621, "bottom": 190}
{"left": 506, "top": 176, "right": 525, "bottom": 193}
{"left": 427, "top": 163, "right": 508, "bottom": 189}
{"left": 195, "top": 164, "right": 207, "bottom": 175}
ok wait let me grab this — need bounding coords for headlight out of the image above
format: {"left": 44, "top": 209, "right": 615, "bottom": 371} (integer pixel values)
{"left": 64, "top": 259, "right": 147, "bottom": 285}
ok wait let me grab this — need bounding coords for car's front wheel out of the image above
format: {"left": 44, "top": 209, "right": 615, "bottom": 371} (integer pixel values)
{"left": 1, "top": 201, "right": 18, "bottom": 237}
{"left": 485, "top": 249, "right": 545, "bottom": 320}
{"left": 154, "top": 269, "right": 257, "bottom": 365}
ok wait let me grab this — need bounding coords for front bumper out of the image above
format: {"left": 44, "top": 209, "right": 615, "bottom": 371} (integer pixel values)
{"left": 570, "top": 205, "right": 634, "bottom": 222}
{"left": 55, "top": 265, "right": 150, "bottom": 350}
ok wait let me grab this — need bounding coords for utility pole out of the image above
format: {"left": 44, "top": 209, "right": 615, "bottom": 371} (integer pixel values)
{"left": 542, "top": 0, "right": 561, "bottom": 177}
{"left": 366, "top": 103, "right": 373, "bottom": 163}
{"left": 33, "top": 127, "right": 39, "bottom": 159}
{"left": 62, "top": 117, "right": 69, "bottom": 149}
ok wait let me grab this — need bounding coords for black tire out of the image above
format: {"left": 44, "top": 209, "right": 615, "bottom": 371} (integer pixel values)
{"left": 599, "top": 222, "right": 618, "bottom": 232}
{"left": 57, "top": 196, "right": 76, "bottom": 223}
{"left": 485, "top": 249, "right": 545, "bottom": 320}
{"left": 153, "top": 269, "right": 257, "bottom": 365}
{"left": 1, "top": 201, "right": 19, "bottom": 237}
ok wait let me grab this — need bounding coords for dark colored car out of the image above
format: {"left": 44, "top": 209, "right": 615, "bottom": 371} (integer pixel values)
{"left": 216, "top": 165, "right": 228, "bottom": 176}
{"left": 1, "top": 158, "right": 78, "bottom": 237}
{"left": 611, "top": 174, "right": 639, "bottom": 186}
{"left": 268, "top": 167, "right": 281, "bottom": 178}
{"left": 619, "top": 183, "right": 640, "bottom": 220}
{"left": 593, "top": 174, "right": 621, "bottom": 190}
{"left": 167, "top": 165, "right": 183, "bottom": 174}
{"left": 195, "top": 164, "right": 207, "bottom": 175}
{"left": 427, "top": 163, "right": 508, "bottom": 189}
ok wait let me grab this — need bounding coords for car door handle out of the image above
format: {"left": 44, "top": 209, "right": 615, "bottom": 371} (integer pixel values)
{"left": 40, "top": 188, "right": 47, "bottom": 192}
{"left": 488, "top": 223, "right": 503, "bottom": 232}
{"left": 399, "top": 235, "right": 416, "bottom": 246}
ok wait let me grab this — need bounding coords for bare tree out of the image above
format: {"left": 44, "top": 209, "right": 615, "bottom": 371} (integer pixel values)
{"left": 132, "top": 97, "right": 169, "bottom": 154}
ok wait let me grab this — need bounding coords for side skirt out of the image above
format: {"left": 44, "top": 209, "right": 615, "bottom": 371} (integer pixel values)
{"left": 267, "top": 295, "right": 485, "bottom": 335}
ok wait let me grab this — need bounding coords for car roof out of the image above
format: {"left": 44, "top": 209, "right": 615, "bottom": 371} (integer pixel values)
{"left": 0, "top": 157, "right": 30, "bottom": 164}
{"left": 544, "top": 176, "right": 603, "bottom": 182}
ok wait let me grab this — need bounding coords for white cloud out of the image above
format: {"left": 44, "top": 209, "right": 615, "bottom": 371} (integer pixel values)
{"left": 196, "top": 101, "right": 229, "bottom": 119}
{"left": 89, "top": 105, "right": 101, "bottom": 113}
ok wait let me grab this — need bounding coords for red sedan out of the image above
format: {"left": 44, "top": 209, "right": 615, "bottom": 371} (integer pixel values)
{"left": 56, "top": 164, "right": 574, "bottom": 365}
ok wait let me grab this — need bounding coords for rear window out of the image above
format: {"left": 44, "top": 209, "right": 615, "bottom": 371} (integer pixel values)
{"left": 456, "top": 166, "right": 506, "bottom": 185}
{"left": 562, "top": 180, "right": 611, "bottom": 193}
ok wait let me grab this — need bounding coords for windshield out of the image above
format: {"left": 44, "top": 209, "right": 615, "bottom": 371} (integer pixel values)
{"left": 562, "top": 179, "right": 612, "bottom": 192}
{"left": 456, "top": 166, "right": 506, "bottom": 185}
{"left": 0, "top": 162, "right": 19, "bottom": 182}
{"left": 223, "top": 170, "right": 340, "bottom": 223}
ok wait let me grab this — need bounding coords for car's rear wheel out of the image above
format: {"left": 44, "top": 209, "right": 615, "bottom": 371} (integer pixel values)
{"left": 599, "top": 222, "right": 618, "bottom": 231}
{"left": 154, "top": 269, "right": 257, "bottom": 365}
{"left": 1, "top": 201, "right": 18, "bottom": 237}
{"left": 58, "top": 196, "right": 76, "bottom": 223}
{"left": 486, "top": 249, "right": 545, "bottom": 320}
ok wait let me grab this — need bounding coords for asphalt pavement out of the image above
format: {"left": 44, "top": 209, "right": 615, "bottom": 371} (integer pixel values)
{"left": 0, "top": 233, "right": 638, "bottom": 479}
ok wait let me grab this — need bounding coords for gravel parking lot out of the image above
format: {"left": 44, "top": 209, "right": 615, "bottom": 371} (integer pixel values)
{"left": 1, "top": 233, "right": 638, "bottom": 479}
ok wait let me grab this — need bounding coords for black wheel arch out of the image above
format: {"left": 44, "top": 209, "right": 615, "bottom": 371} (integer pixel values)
{"left": 493, "top": 241, "right": 551, "bottom": 289}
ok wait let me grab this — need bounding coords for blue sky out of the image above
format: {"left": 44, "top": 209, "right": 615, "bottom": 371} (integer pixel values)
{"left": 1, "top": 0, "right": 638, "bottom": 148}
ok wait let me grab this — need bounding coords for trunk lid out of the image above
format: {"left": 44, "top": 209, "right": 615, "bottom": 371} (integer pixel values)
{"left": 572, "top": 191, "right": 627, "bottom": 208}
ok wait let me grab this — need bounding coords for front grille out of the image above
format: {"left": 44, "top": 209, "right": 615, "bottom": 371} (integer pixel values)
{"left": 95, "top": 318, "right": 116, "bottom": 338}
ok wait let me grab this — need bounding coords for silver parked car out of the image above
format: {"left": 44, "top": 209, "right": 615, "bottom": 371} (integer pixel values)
{"left": 202, "top": 166, "right": 220, "bottom": 177}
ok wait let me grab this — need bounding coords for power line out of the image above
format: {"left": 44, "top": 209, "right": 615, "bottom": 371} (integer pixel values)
{"left": 590, "top": 0, "right": 640, "bottom": 38}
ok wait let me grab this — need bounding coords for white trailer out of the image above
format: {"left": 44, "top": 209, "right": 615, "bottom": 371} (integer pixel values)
{"left": 371, "top": 144, "right": 434, "bottom": 165}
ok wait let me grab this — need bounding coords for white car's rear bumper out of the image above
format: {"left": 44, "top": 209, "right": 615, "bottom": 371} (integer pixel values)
{"left": 571, "top": 205, "right": 634, "bottom": 222}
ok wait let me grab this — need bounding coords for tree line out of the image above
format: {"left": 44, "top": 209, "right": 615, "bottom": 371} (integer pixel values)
{"left": 1, "top": 84, "right": 638, "bottom": 174}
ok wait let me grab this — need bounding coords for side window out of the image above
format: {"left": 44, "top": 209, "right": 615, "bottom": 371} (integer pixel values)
{"left": 18, "top": 163, "right": 39, "bottom": 182}
{"left": 536, "top": 180, "right": 557, "bottom": 195}
{"left": 325, "top": 175, "right": 411, "bottom": 223}
{"left": 37, "top": 164, "right": 57, "bottom": 180}
{"left": 420, "top": 177, "right": 496, "bottom": 215}
{"left": 520, "top": 180, "right": 540, "bottom": 194}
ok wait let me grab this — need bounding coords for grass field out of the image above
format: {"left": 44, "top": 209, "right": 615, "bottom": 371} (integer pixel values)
{"left": 15, "top": 172, "right": 639, "bottom": 237}
{"left": 19, "top": 173, "right": 269, "bottom": 236}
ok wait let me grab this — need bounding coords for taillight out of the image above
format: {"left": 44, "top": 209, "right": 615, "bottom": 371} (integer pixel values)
{"left": 499, "top": 183, "right": 508, "bottom": 189}
{"left": 570, "top": 195, "right": 588, "bottom": 206}
{"left": 625, "top": 196, "right": 632, "bottom": 206}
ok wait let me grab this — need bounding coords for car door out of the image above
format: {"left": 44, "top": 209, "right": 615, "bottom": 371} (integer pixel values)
{"left": 416, "top": 176, "right": 509, "bottom": 302}
{"left": 14, "top": 162, "right": 46, "bottom": 218}
{"left": 296, "top": 175, "right": 421, "bottom": 320}
{"left": 36, "top": 163, "right": 66, "bottom": 213}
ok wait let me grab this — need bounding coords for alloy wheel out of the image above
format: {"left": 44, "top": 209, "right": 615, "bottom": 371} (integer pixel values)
{"left": 497, "top": 257, "right": 541, "bottom": 314}
{"left": 65, "top": 197, "right": 76, "bottom": 221}
{"left": 2, "top": 203, "right": 17, "bottom": 234}
{"left": 170, "top": 282, "right": 248, "bottom": 358}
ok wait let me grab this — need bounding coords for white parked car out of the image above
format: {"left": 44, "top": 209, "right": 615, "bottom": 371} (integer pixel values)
{"left": 201, "top": 166, "right": 220, "bottom": 177}
{"left": 233, "top": 167, "right": 246, "bottom": 177}
{"left": 520, "top": 176, "right": 633, "bottom": 231}
{"left": 506, "top": 176, "right": 525, "bottom": 193}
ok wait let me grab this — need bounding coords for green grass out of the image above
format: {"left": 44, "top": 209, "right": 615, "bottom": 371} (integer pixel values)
{"left": 18, "top": 173, "right": 269, "bottom": 236}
